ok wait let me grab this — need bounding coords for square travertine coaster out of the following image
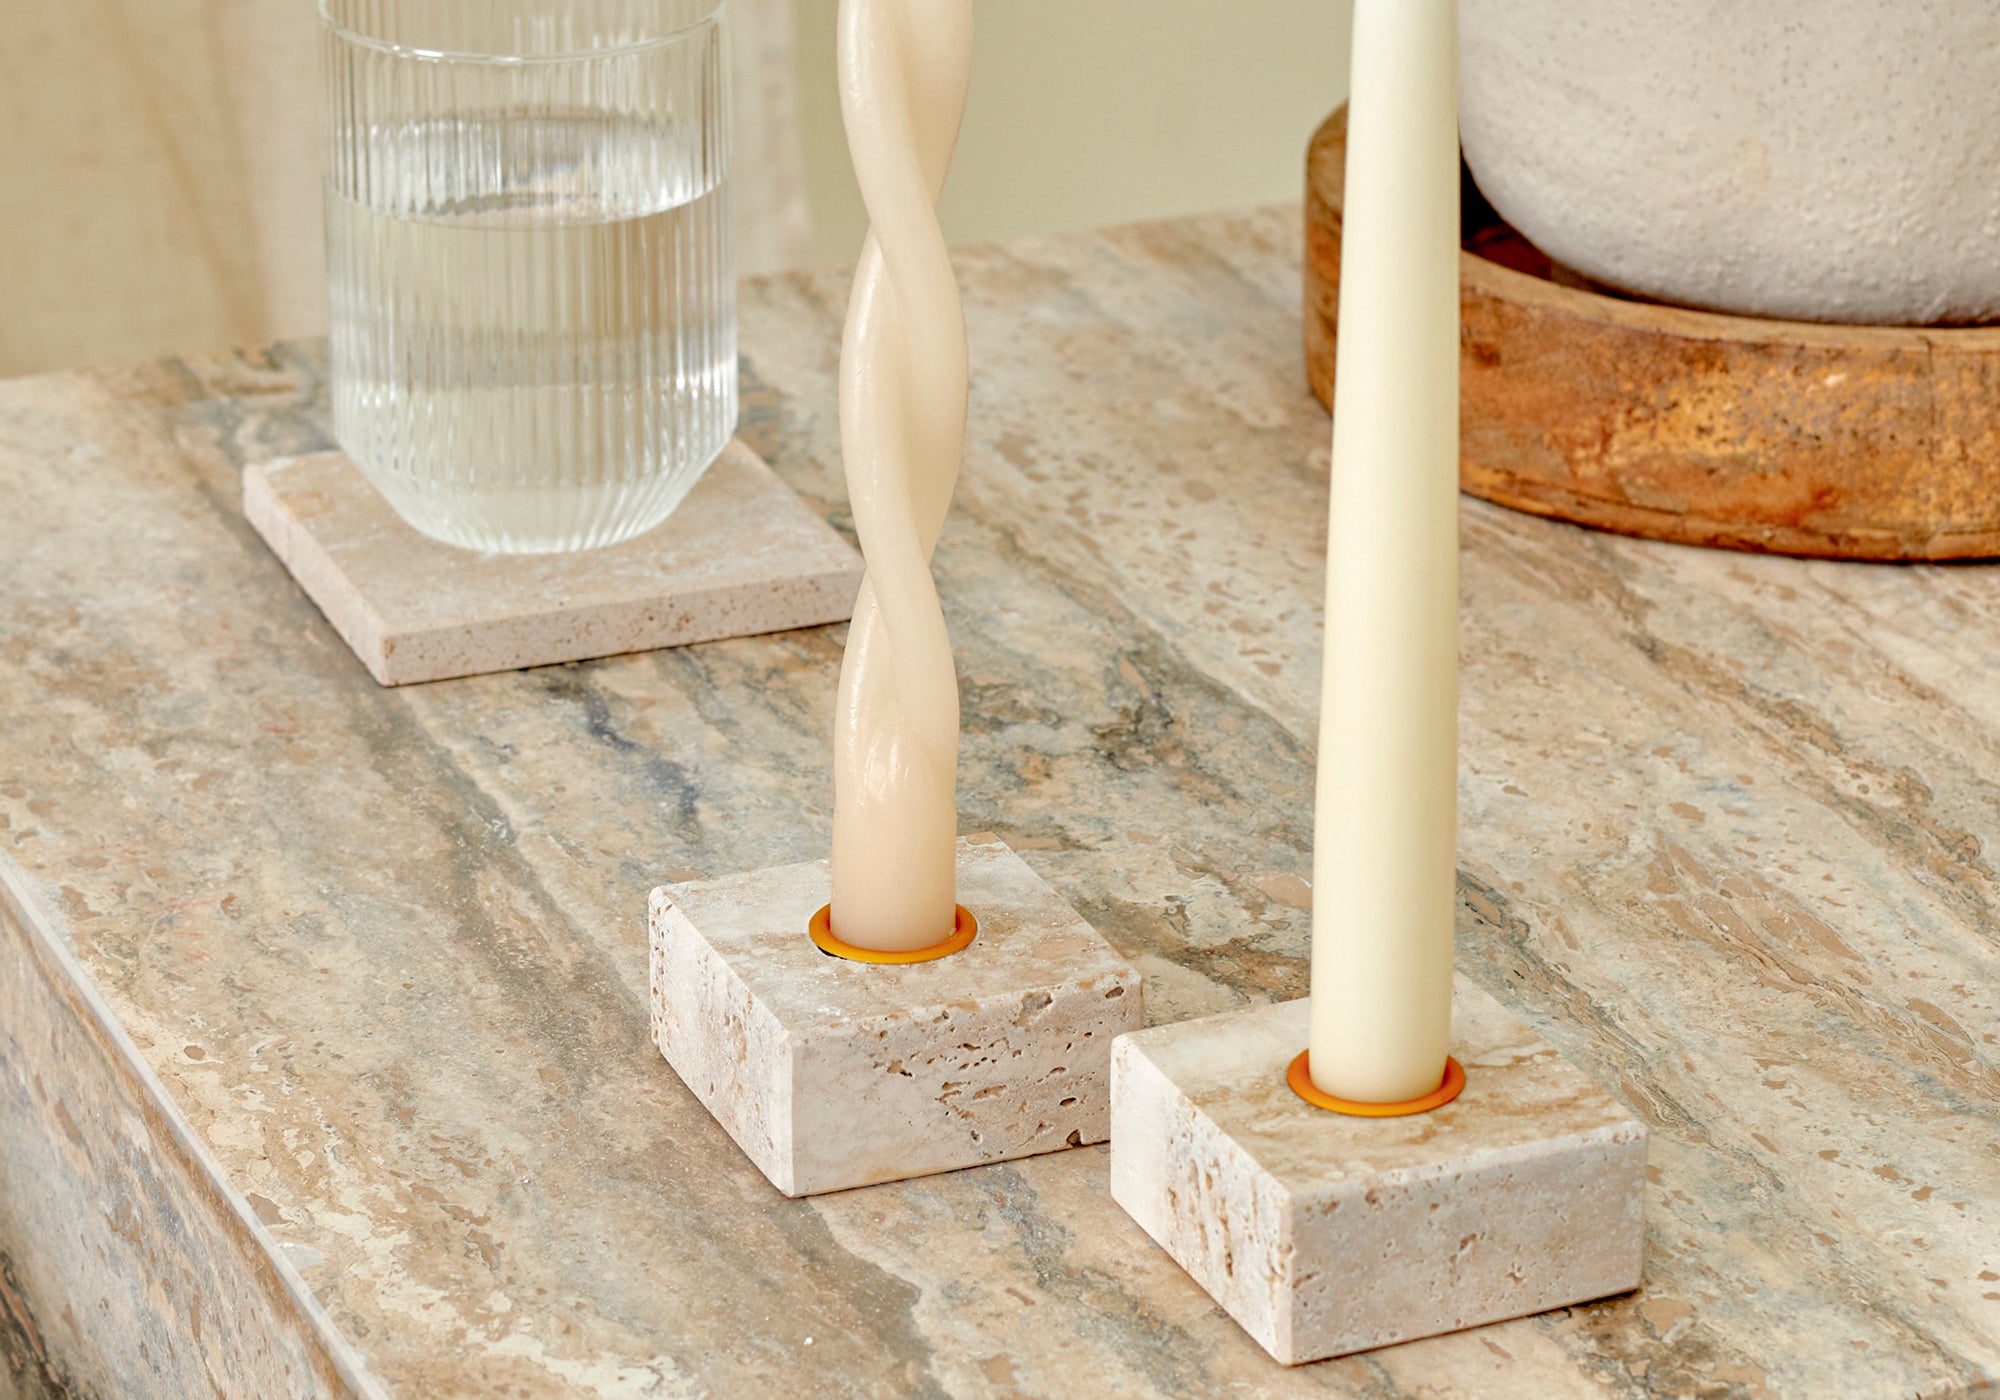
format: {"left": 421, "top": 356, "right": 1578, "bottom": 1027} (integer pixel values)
{"left": 649, "top": 834, "right": 1143, "bottom": 1197}
{"left": 1110, "top": 980, "right": 1647, "bottom": 1366}
{"left": 243, "top": 440, "right": 863, "bottom": 685}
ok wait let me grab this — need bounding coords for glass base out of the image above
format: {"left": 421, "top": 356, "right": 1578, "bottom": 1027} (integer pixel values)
{"left": 361, "top": 452, "right": 719, "bottom": 555}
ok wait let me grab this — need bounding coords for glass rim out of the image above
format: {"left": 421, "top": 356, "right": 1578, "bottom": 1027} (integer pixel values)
{"left": 316, "top": 0, "right": 728, "bottom": 64}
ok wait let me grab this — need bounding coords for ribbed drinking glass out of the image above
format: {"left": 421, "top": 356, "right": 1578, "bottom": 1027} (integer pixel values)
{"left": 321, "top": 0, "right": 736, "bottom": 554}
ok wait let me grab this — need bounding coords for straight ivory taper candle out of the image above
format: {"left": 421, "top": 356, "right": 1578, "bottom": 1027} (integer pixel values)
{"left": 1113, "top": 16, "right": 1644, "bottom": 1322}
{"left": 1309, "top": 0, "right": 1461, "bottom": 1104}
{"left": 828, "top": 0, "right": 975, "bottom": 951}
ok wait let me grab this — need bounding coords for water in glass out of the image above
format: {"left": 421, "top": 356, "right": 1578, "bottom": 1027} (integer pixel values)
{"left": 324, "top": 8, "right": 735, "bottom": 554}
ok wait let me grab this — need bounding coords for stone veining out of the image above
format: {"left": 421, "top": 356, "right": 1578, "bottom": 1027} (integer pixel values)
{"left": 0, "top": 206, "right": 1993, "bottom": 1394}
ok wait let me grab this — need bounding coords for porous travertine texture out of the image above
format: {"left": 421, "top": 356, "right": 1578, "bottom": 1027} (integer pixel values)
{"left": 651, "top": 835, "right": 1142, "bottom": 1196}
{"left": 1112, "top": 983, "right": 1647, "bottom": 1365}
{"left": 243, "top": 438, "right": 861, "bottom": 685}
{"left": 5, "top": 219, "right": 2000, "bottom": 1397}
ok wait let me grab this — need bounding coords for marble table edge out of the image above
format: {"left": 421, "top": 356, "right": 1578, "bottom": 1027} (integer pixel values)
{"left": 0, "top": 850, "right": 389, "bottom": 1400}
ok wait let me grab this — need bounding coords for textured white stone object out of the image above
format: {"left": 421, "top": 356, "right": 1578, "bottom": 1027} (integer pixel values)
{"left": 243, "top": 439, "right": 862, "bottom": 685}
{"left": 649, "top": 835, "right": 1143, "bottom": 1197}
{"left": 1460, "top": 0, "right": 2000, "bottom": 325}
{"left": 1110, "top": 981, "right": 1647, "bottom": 1365}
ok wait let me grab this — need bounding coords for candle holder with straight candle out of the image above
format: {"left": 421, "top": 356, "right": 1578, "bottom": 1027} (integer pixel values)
{"left": 1108, "top": 0, "right": 1647, "bottom": 1365}
{"left": 647, "top": 0, "right": 1140, "bottom": 1198}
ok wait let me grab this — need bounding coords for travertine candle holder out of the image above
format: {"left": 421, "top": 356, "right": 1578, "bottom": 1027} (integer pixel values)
{"left": 1110, "top": 979, "right": 1647, "bottom": 1365}
{"left": 649, "top": 834, "right": 1142, "bottom": 1197}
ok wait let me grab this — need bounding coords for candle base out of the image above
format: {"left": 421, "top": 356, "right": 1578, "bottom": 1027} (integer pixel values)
{"left": 649, "top": 834, "right": 1142, "bottom": 1197}
{"left": 806, "top": 902, "right": 977, "bottom": 964}
{"left": 1109, "top": 980, "right": 1647, "bottom": 1365}
{"left": 1285, "top": 1050, "right": 1466, "bottom": 1116}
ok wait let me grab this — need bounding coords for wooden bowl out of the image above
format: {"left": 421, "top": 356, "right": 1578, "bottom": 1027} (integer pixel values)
{"left": 1306, "top": 106, "right": 2000, "bottom": 561}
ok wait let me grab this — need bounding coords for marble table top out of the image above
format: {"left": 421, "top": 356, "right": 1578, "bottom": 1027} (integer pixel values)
{"left": 2, "top": 204, "right": 1996, "bottom": 1399}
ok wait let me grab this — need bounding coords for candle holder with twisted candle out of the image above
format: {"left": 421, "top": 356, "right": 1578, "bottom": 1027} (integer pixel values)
{"left": 646, "top": 0, "right": 1139, "bottom": 1198}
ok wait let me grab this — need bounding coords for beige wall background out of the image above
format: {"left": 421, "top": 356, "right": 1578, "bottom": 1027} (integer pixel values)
{"left": 791, "top": 0, "right": 1354, "bottom": 269}
{"left": 0, "top": 0, "right": 1352, "bottom": 377}
{"left": 0, "top": 0, "right": 324, "bottom": 377}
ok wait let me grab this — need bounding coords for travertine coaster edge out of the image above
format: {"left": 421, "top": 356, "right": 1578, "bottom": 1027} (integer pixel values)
{"left": 244, "top": 439, "right": 863, "bottom": 685}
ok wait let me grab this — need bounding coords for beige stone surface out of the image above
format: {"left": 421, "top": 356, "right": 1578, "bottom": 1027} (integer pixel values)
{"left": 650, "top": 834, "right": 1142, "bottom": 1196}
{"left": 1112, "top": 984, "right": 1647, "bottom": 1364}
{"left": 0, "top": 209, "right": 1996, "bottom": 1395}
{"left": 0, "top": 866, "right": 380, "bottom": 1399}
{"left": 243, "top": 440, "right": 862, "bottom": 685}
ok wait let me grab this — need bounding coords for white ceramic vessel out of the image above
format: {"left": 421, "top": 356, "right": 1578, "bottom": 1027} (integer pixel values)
{"left": 1459, "top": 0, "right": 2000, "bottom": 325}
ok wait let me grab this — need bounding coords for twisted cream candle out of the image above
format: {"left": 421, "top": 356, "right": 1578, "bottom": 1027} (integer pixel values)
{"left": 828, "top": 0, "right": 974, "bottom": 951}
{"left": 1308, "top": 0, "right": 1460, "bottom": 1103}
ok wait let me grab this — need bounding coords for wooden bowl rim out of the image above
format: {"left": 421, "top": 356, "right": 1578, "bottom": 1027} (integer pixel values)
{"left": 1310, "top": 106, "right": 2000, "bottom": 353}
